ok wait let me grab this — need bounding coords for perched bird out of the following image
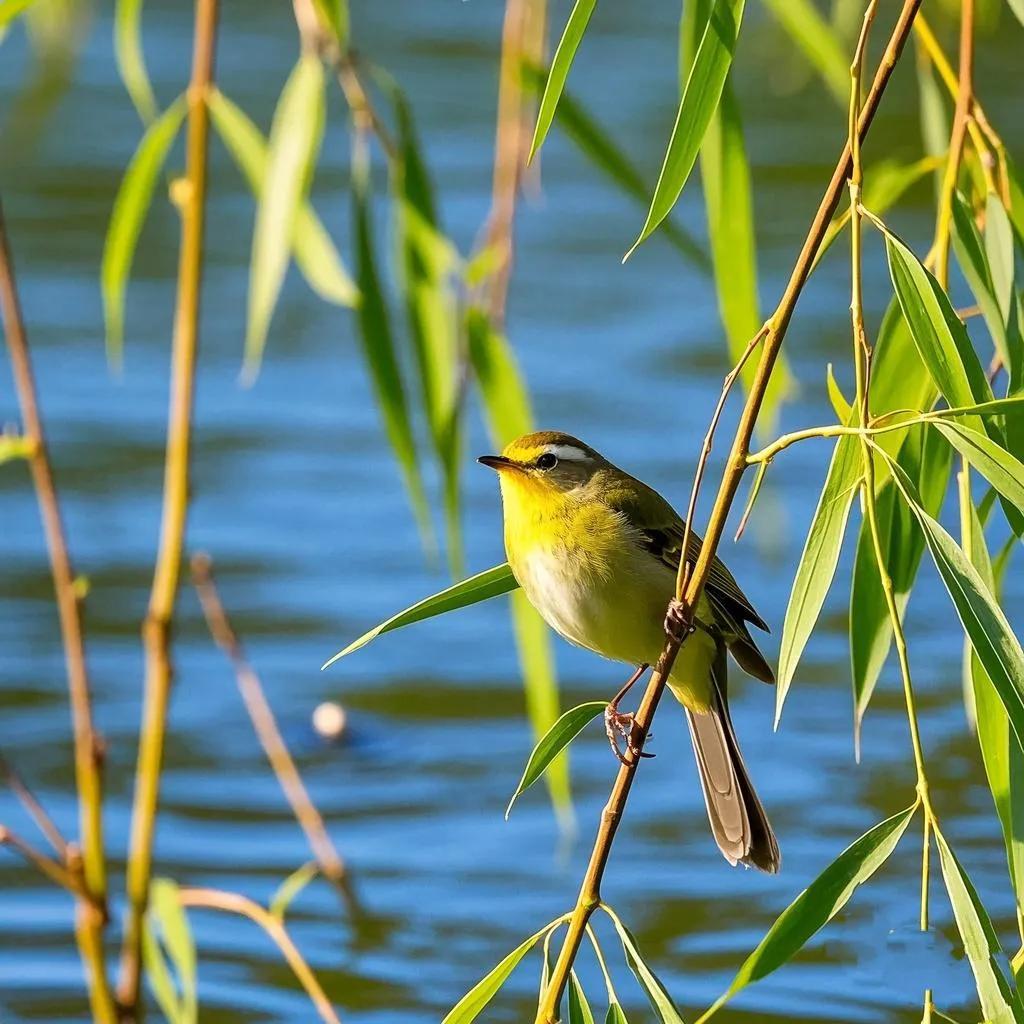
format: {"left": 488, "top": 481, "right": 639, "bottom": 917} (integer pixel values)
{"left": 479, "top": 430, "right": 779, "bottom": 873}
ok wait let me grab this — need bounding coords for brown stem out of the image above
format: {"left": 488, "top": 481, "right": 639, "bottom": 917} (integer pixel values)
{"left": 190, "top": 553, "right": 356, "bottom": 911}
{"left": 117, "top": 0, "right": 219, "bottom": 1011}
{"left": 177, "top": 887, "right": 343, "bottom": 1024}
{"left": 0, "top": 751, "right": 69, "bottom": 859}
{"left": 0, "top": 825, "right": 90, "bottom": 901}
{"left": 534, "top": 1, "right": 924, "bottom": 1017}
{"left": 0, "top": 200, "right": 115, "bottom": 1019}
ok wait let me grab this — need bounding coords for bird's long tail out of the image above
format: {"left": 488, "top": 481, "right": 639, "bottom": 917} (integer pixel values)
{"left": 684, "top": 644, "right": 780, "bottom": 873}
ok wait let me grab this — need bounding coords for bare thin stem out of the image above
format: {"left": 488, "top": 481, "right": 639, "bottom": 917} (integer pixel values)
{"left": 118, "top": 0, "right": 219, "bottom": 1009}
{"left": 0, "top": 199, "right": 114, "bottom": 1020}
{"left": 0, "top": 751, "right": 69, "bottom": 858}
{"left": 534, "top": 3, "right": 925, "bottom": 1017}
{"left": 177, "top": 887, "right": 343, "bottom": 1024}
{"left": 190, "top": 553, "right": 355, "bottom": 910}
{"left": 0, "top": 825, "right": 90, "bottom": 901}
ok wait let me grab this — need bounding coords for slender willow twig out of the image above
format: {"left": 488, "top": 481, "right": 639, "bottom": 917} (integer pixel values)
{"left": 0, "top": 825, "right": 91, "bottom": 902}
{"left": 534, "top": 2, "right": 925, "bottom": 1017}
{"left": 118, "top": 0, "right": 219, "bottom": 1009}
{"left": 190, "top": 554, "right": 356, "bottom": 911}
{"left": 0, "top": 200, "right": 115, "bottom": 1020}
{"left": 0, "top": 750, "right": 68, "bottom": 859}
{"left": 177, "top": 887, "right": 343, "bottom": 1024}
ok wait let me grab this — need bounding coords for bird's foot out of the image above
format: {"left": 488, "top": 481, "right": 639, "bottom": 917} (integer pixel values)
{"left": 604, "top": 662, "right": 654, "bottom": 765}
{"left": 664, "top": 598, "right": 696, "bottom": 644}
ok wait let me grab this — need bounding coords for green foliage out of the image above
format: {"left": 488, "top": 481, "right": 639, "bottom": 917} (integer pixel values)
{"left": 114, "top": 0, "right": 156, "bottom": 124}
{"left": 142, "top": 879, "right": 198, "bottom": 1024}
{"left": 101, "top": 96, "right": 186, "bottom": 368}
{"left": 568, "top": 972, "right": 597, "bottom": 1024}
{"left": 269, "top": 861, "right": 320, "bottom": 922}
{"left": 245, "top": 53, "right": 326, "bottom": 380}
{"left": 761, "top": 0, "right": 849, "bottom": 103}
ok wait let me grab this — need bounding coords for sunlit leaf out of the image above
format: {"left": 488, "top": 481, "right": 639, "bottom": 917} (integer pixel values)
{"left": 322, "top": 563, "right": 517, "bottom": 669}
{"left": 934, "top": 827, "right": 1024, "bottom": 1023}
{"left": 467, "top": 307, "right": 534, "bottom": 443}
{"left": 826, "top": 365, "right": 852, "bottom": 423}
{"left": 569, "top": 971, "right": 596, "bottom": 1024}
{"left": 1005, "top": 0, "right": 1024, "bottom": 30}
{"left": 1006, "top": 155, "right": 1024, "bottom": 247}
{"left": 101, "top": 96, "right": 186, "bottom": 369}
{"left": 882, "top": 447, "right": 1024, "bottom": 750}
{"left": 626, "top": 0, "right": 745, "bottom": 258}
{"left": 762, "top": 0, "right": 849, "bottom": 102}
{"left": 391, "top": 83, "right": 463, "bottom": 576}
{"left": 606, "top": 1005, "right": 630, "bottom": 1024}
{"left": 114, "top": 0, "right": 156, "bottom": 124}
{"left": 505, "top": 701, "right": 605, "bottom": 819}
{"left": 603, "top": 906, "right": 687, "bottom": 1024}
{"left": 245, "top": 53, "right": 326, "bottom": 380}
{"left": 0, "top": 0, "right": 37, "bottom": 28}
{"left": 933, "top": 421, "right": 1024, "bottom": 517}
{"left": 207, "top": 89, "right": 357, "bottom": 309}
{"left": 353, "top": 145, "right": 434, "bottom": 554}
{"left": 984, "top": 192, "right": 1024, "bottom": 392}
{"left": 529, "top": 0, "right": 597, "bottom": 162}
{"left": 442, "top": 923, "right": 551, "bottom": 1024}
{"left": 269, "top": 861, "right": 319, "bottom": 921}
{"left": 521, "top": 65, "right": 706, "bottom": 269}
{"left": 776, "top": 436, "right": 860, "bottom": 725}
{"left": 144, "top": 878, "right": 197, "bottom": 1024}
{"left": 0, "top": 434, "right": 35, "bottom": 464}
{"left": 705, "top": 805, "right": 915, "bottom": 1014}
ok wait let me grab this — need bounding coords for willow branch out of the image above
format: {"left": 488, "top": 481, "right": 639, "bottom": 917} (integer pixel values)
{"left": 118, "top": 0, "right": 219, "bottom": 1009}
{"left": 534, "top": 2, "right": 925, "bottom": 1018}
{"left": 190, "top": 553, "right": 355, "bottom": 910}
{"left": 0, "top": 199, "right": 115, "bottom": 1020}
{"left": 0, "top": 825, "right": 90, "bottom": 901}
{"left": 0, "top": 752, "right": 68, "bottom": 858}
{"left": 177, "top": 887, "right": 343, "bottom": 1024}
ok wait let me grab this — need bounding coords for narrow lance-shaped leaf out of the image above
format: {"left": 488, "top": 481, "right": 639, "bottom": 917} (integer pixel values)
{"left": 881, "top": 446, "right": 1024, "bottom": 751}
{"left": 603, "top": 906, "right": 687, "bottom": 1024}
{"left": 776, "top": 436, "right": 860, "bottom": 726}
{"left": 144, "top": 879, "right": 198, "bottom": 1024}
{"left": 761, "top": 0, "right": 849, "bottom": 103}
{"left": 269, "top": 861, "right": 319, "bottom": 921}
{"left": 934, "top": 827, "right": 1024, "bottom": 1024}
{"left": 606, "top": 1005, "right": 630, "bottom": 1024}
{"left": 101, "top": 96, "right": 186, "bottom": 369}
{"left": 703, "top": 805, "right": 916, "bottom": 1016}
{"left": 505, "top": 701, "right": 606, "bottom": 819}
{"left": 985, "top": 191, "right": 1024, "bottom": 393}
{"left": 626, "top": 0, "right": 745, "bottom": 258}
{"left": 321, "top": 563, "right": 518, "bottom": 669}
{"left": 680, "top": 3, "right": 789, "bottom": 428}
{"left": 442, "top": 922, "right": 555, "bottom": 1024}
{"left": 569, "top": 972, "right": 597, "bottom": 1024}
{"left": 245, "top": 53, "right": 326, "bottom": 380}
{"left": 114, "top": 0, "right": 157, "bottom": 124}
{"left": 933, "top": 420, "right": 1024, "bottom": 518}
{"left": 207, "top": 89, "right": 357, "bottom": 309}
{"left": 0, "top": 0, "right": 37, "bottom": 29}
{"left": 468, "top": 307, "right": 568, "bottom": 819}
{"left": 352, "top": 146, "right": 435, "bottom": 555}
{"left": 520, "top": 65, "right": 707, "bottom": 269}
{"left": 529, "top": 0, "right": 597, "bottom": 162}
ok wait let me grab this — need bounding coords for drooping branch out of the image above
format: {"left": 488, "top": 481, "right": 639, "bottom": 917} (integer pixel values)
{"left": 534, "top": 1, "right": 924, "bottom": 1018}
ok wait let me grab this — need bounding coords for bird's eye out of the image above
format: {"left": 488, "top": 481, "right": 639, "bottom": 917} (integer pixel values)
{"left": 537, "top": 453, "right": 558, "bottom": 471}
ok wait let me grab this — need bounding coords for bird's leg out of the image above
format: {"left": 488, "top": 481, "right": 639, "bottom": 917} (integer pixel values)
{"left": 664, "top": 597, "right": 696, "bottom": 644}
{"left": 604, "top": 663, "right": 655, "bottom": 765}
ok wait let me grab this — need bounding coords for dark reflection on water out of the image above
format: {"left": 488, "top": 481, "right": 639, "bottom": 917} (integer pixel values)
{"left": 1, "top": 1, "right": 1023, "bottom": 1021}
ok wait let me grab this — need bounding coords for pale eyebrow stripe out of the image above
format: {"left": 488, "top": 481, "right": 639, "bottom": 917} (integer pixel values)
{"left": 547, "top": 444, "right": 590, "bottom": 462}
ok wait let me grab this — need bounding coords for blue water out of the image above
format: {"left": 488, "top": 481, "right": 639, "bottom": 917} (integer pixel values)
{"left": 1, "top": 1, "right": 1023, "bottom": 1021}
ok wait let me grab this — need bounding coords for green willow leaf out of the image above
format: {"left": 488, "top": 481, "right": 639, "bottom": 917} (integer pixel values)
{"left": 603, "top": 906, "right": 687, "bottom": 1024}
{"left": 0, "top": 0, "right": 36, "bottom": 28}
{"left": 505, "top": 701, "right": 606, "bottom": 819}
{"left": 761, "top": 0, "right": 848, "bottom": 103}
{"left": 882, "top": 448, "right": 1024, "bottom": 750}
{"left": 1006, "top": 155, "right": 1024, "bottom": 249}
{"left": 569, "top": 971, "right": 597, "bottom": 1024}
{"left": 706, "top": 805, "right": 916, "bottom": 1014}
{"left": 529, "top": 0, "right": 597, "bottom": 162}
{"left": 245, "top": 53, "right": 326, "bottom": 380}
{"left": 626, "top": 0, "right": 745, "bottom": 258}
{"left": 606, "top": 1005, "right": 630, "bottom": 1024}
{"left": 391, "top": 85, "right": 463, "bottom": 576}
{"left": 144, "top": 878, "right": 197, "bottom": 1024}
{"left": 0, "top": 434, "right": 35, "bottom": 464}
{"left": 353, "top": 151, "right": 434, "bottom": 554}
{"left": 101, "top": 96, "right": 186, "bottom": 369}
{"left": 207, "top": 89, "right": 357, "bottom": 309}
{"left": 114, "top": 0, "right": 157, "bottom": 124}
{"left": 467, "top": 308, "right": 534, "bottom": 442}
{"left": 521, "top": 65, "right": 706, "bottom": 269}
{"left": 142, "top": 925, "right": 182, "bottom": 1023}
{"left": 442, "top": 923, "right": 552, "bottom": 1024}
{"left": 933, "top": 421, "right": 1024, "bottom": 517}
{"left": 826, "top": 365, "right": 852, "bottom": 423}
{"left": 321, "top": 563, "right": 517, "bottom": 669}
{"left": 776, "top": 436, "right": 860, "bottom": 725}
{"left": 269, "top": 860, "right": 319, "bottom": 921}
{"left": 1006, "top": 0, "right": 1024, "bottom": 30}
{"left": 934, "top": 827, "right": 1024, "bottom": 1024}
{"left": 985, "top": 192, "right": 1024, "bottom": 395}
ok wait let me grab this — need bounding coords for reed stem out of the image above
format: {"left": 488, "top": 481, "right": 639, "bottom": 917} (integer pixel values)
{"left": 534, "top": 3, "right": 924, "bottom": 1017}
{"left": 0, "top": 198, "right": 115, "bottom": 1021}
{"left": 117, "top": 0, "right": 219, "bottom": 1010}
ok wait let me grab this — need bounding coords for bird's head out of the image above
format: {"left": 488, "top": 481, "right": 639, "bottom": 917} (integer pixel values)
{"left": 478, "top": 431, "right": 608, "bottom": 505}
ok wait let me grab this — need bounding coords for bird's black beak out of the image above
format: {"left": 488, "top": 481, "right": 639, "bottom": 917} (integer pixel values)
{"left": 477, "top": 454, "right": 518, "bottom": 472}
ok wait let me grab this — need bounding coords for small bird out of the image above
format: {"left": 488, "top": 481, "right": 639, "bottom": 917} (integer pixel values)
{"left": 479, "top": 430, "right": 779, "bottom": 873}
